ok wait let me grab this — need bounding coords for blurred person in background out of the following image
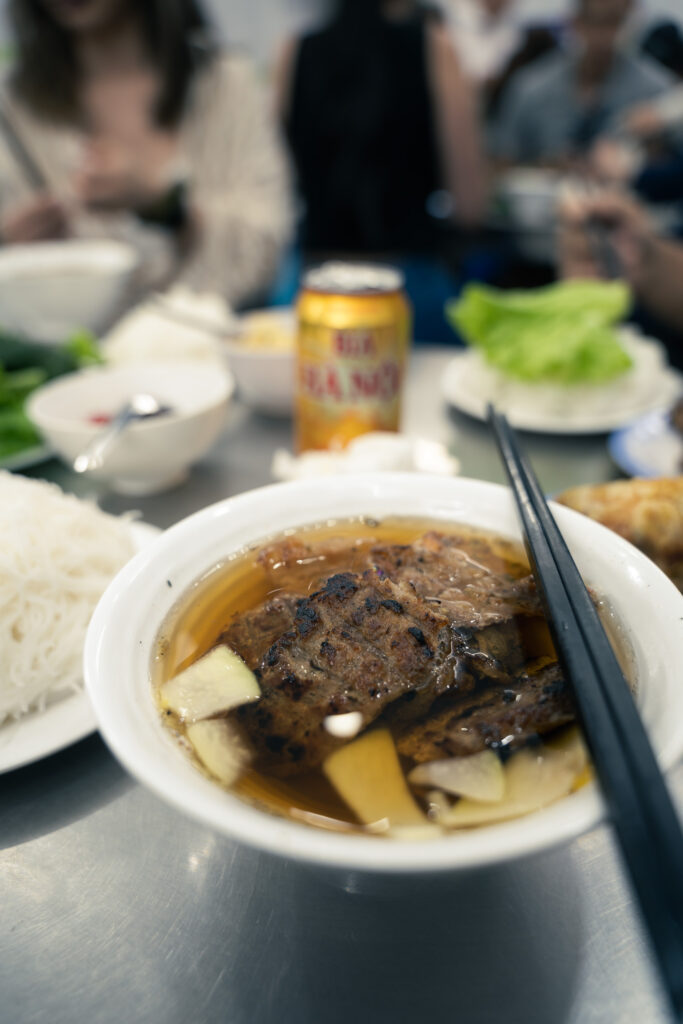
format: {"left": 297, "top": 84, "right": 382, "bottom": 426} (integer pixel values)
{"left": 445, "top": 0, "right": 559, "bottom": 121}
{"left": 273, "top": 0, "right": 487, "bottom": 342}
{"left": 0, "top": 0, "right": 292, "bottom": 308}
{"left": 491, "top": 0, "right": 673, "bottom": 169}
{"left": 639, "top": 17, "right": 683, "bottom": 79}
{"left": 558, "top": 187, "right": 683, "bottom": 366}
{"left": 590, "top": 77, "right": 683, "bottom": 214}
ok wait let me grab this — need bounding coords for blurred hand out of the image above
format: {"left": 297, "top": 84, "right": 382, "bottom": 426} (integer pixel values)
{"left": 589, "top": 138, "right": 642, "bottom": 186}
{"left": 621, "top": 104, "right": 664, "bottom": 140}
{"left": 557, "top": 187, "right": 654, "bottom": 289}
{"left": 1, "top": 194, "right": 68, "bottom": 243}
{"left": 75, "top": 138, "right": 169, "bottom": 212}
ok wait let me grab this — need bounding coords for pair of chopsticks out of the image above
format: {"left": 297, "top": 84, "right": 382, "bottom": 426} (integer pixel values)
{"left": 488, "top": 405, "right": 683, "bottom": 1021}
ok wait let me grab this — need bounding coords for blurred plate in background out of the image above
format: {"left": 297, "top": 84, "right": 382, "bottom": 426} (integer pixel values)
{"left": 442, "top": 331, "right": 682, "bottom": 435}
{"left": 608, "top": 408, "right": 682, "bottom": 478}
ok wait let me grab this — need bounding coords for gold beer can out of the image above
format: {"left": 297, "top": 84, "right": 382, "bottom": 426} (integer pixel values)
{"left": 295, "top": 262, "right": 411, "bottom": 452}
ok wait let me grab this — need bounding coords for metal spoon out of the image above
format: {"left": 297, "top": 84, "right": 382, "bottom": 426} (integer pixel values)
{"left": 73, "top": 393, "right": 173, "bottom": 474}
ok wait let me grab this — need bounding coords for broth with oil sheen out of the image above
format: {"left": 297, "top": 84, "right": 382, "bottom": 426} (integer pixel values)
{"left": 153, "top": 516, "right": 619, "bottom": 835}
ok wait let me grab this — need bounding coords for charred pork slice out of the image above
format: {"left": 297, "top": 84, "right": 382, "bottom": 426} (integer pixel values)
{"left": 396, "top": 662, "right": 576, "bottom": 762}
{"left": 235, "top": 571, "right": 456, "bottom": 774}
{"left": 367, "top": 532, "right": 542, "bottom": 629}
{"left": 232, "top": 579, "right": 546, "bottom": 776}
{"left": 256, "top": 536, "right": 373, "bottom": 592}
{"left": 220, "top": 532, "right": 571, "bottom": 777}
{"left": 219, "top": 593, "right": 301, "bottom": 669}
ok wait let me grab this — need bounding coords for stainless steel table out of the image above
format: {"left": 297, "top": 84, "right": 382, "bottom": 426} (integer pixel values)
{"left": 2, "top": 347, "right": 680, "bottom": 1024}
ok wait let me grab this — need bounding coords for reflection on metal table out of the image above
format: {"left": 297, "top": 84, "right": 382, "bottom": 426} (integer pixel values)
{"left": 2, "top": 347, "right": 679, "bottom": 1024}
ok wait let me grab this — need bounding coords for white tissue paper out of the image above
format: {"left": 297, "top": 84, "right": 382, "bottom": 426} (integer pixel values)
{"left": 272, "top": 432, "right": 460, "bottom": 481}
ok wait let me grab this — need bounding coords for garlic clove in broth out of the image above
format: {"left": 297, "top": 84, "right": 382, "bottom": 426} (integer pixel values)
{"left": 160, "top": 645, "right": 260, "bottom": 723}
{"left": 323, "top": 710, "right": 364, "bottom": 738}
{"left": 323, "top": 728, "right": 426, "bottom": 828}
{"left": 186, "top": 718, "right": 251, "bottom": 786}
{"left": 388, "top": 823, "right": 446, "bottom": 841}
{"left": 426, "top": 788, "right": 452, "bottom": 819}
{"left": 545, "top": 726, "right": 592, "bottom": 792}
{"left": 543, "top": 725, "right": 589, "bottom": 774}
{"left": 408, "top": 749, "right": 505, "bottom": 803}
{"left": 436, "top": 743, "right": 584, "bottom": 829}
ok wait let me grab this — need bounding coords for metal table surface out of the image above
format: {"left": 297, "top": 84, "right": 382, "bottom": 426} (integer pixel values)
{"left": 2, "top": 347, "right": 680, "bottom": 1024}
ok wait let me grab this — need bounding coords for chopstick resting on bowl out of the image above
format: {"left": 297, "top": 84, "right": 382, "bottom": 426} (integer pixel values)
{"left": 488, "top": 404, "right": 683, "bottom": 1022}
{"left": 0, "top": 98, "right": 48, "bottom": 192}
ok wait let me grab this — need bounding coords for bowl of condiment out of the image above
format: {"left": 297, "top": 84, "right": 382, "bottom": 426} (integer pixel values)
{"left": 27, "top": 361, "right": 234, "bottom": 494}
{"left": 83, "top": 473, "right": 683, "bottom": 874}
{"left": 221, "top": 307, "right": 296, "bottom": 415}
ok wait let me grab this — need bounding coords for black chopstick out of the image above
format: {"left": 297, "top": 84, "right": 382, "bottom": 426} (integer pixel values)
{"left": 0, "top": 101, "right": 47, "bottom": 192}
{"left": 587, "top": 216, "right": 623, "bottom": 281}
{"left": 488, "top": 404, "right": 683, "bottom": 1021}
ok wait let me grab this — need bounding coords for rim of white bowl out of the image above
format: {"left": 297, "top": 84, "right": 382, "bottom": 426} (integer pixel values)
{"left": 84, "top": 474, "right": 683, "bottom": 873}
{"left": 26, "top": 361, "right": 234, "bottom": 431}
{"left": 0, "top": 238, "right": 140, "bottom": 274}
{"left": 222, "top": 340, "right": 294, "bottom": 360}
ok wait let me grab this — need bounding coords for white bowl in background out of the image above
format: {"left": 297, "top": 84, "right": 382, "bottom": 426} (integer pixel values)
{"left": 83, "top": 474, "right": 683, "bottom": 875}
{"left": 499, "top": 168, "right": 561, "bottom": 231}
{"left": 0, "top": 239, "right": 139, "bottom": 342}
{"left": 222, "top": 307, "right": 295, "bottom": 415}
{"left": 26, "top": 361, "right": 234, "bottom": 494}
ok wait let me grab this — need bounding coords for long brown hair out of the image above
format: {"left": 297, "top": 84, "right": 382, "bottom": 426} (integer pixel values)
{"left": 8, "top": 0, "right": 216, "bottom": 127}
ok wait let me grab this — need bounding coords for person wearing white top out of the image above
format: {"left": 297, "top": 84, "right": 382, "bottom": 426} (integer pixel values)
{"left": 0, "top": 0, "right": 292, "bottom": 309}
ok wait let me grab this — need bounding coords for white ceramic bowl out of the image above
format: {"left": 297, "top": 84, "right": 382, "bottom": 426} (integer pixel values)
{"left": 83, "top": 474, "right": 683, "bottom": 874}
{"left": 222, "top": 307, "right": 295, "bottom": 415}
{"left": 499, "top": 169, "right": 561, "bottom": 231}
{"left": 0, "top": 239, "right": 139, "bottom": 341}
{"left": 26, "top": 361, "right": 234, "bottom": 494}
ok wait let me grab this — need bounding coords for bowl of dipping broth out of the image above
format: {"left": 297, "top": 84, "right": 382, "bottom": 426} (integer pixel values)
{"left": 27, "top": 361, "right": 233, "bottom": 494}
{"left": 83, "top": 473, "right": 683, "bottom": 876}
{"left": 222, "top": 307, "right": 296, "bottom": 415}
{"left": 0, "top": 239, "right": 139, "bottom": 342}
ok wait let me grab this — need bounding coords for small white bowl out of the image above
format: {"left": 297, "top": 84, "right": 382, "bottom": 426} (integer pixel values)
{"left": 26, "top": 361, "right": 234, "bottom": 494}
{"left": 0, "top": 239, "right": 139, "bottom": 341}
{"left": 83, "top": 474, "right": 683, "bottom": 875}
{"left": 499, "top": 169, "right": 561, "bottom": 231}
{"left": 222, "top": 307, "right": 295, "bottom": 415}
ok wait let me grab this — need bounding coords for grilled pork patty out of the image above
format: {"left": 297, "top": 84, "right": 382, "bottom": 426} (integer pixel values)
{"left": 220, "top": 533, "right": 574, "bottom": 776}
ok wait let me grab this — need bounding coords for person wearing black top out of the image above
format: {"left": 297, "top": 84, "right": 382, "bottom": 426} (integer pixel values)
{"left": 274, "top": 0, "right": 487, "bottom": 341}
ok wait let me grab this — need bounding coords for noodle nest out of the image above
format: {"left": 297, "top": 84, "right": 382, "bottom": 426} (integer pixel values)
{"left": 0, "top": 471, "right": 136, "bottom": 723}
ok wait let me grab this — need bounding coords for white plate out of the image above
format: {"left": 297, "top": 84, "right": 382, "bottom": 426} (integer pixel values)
{"left": 442, "top": 331, "right": 682, "bottom": 435}
{"left": 608, "top": 407, "right": 683, "bottom": 477}
{"left": 0, "top": 519, "right": 160, "bottom": 773}
{"left": 0, "top": 443, "right": 52, "bottom": 472}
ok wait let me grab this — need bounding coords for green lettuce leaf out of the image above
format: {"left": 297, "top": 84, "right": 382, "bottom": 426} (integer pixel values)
{"left": 445, "top": 280, "right": 633, "bottom": 384}
{"left": 0, "top": 327, "right": 103, "bottom": 462}
{"left": 0, "top": 405, "right": 42, "bottom": 458}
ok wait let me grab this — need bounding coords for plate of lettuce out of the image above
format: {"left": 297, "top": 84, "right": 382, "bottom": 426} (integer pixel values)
{"left": 0, "top": 329, "right": 102, "bottom": 468}
{"left": 443, "top": 281, "right": 681, "bottom": 434}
